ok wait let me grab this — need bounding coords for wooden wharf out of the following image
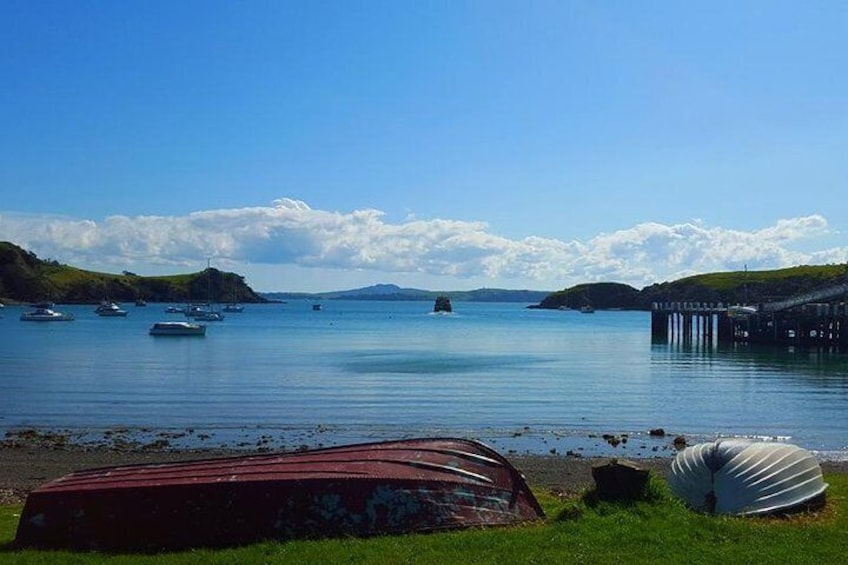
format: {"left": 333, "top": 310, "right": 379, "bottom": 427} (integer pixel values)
{"left": 651, "top": 281, "right": 848, "bottom": 347}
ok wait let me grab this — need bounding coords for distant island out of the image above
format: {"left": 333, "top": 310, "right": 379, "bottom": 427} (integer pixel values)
{"left": 260, "top": 284, "right": 550, "bottom": 303}
{"left": 2, "top": 241, "right": 847, "bottom": 310}
{"left": 531, "top": 264, "right": 848, "bottom": 311}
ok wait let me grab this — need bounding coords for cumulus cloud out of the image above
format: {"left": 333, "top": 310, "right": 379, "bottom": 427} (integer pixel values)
{"left": 0, "top": 200, "right": 844, "bottom": 289}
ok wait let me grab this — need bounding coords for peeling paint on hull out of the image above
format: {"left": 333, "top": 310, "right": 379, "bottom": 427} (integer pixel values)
{"left": 14, "top": 438, "right": 544, "bottom": 551}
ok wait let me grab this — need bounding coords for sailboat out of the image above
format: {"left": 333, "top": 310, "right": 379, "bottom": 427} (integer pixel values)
{"left": 223, "top": 302, "right": 244, "bottom": 313}
{"left": 187, "top": 260, "right": 224, "bottom": 322}
{"left": 223, "top": 276, "right": 244, "bottom": 313}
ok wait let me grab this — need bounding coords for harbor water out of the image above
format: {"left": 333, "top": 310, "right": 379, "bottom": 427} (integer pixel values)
{"left": 0, "top": 301, "right": 846, "bottom": 460}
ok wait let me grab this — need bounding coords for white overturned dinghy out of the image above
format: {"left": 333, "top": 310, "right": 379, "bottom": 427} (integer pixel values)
{"left": 668, "top": 439, "right": 828, "bottom": 516}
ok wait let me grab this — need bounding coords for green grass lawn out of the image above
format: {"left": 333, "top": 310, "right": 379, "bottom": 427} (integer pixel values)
{"left": 1, "top": 474, "right": 845, "bottom": 564}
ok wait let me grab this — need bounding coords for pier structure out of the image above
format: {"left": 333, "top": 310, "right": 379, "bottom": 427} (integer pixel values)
{"left": 650, "top": 302, "right": 729, "bottom": 346}
{"left": 651, "top": 281, "right": 848, "bottom": 347}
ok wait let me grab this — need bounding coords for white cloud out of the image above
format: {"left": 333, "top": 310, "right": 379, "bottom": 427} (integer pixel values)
{"left": 0, "top": 202, "right": 844, "bottom": 290}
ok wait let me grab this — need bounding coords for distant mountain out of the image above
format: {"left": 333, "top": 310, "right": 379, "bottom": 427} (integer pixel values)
{"left": 261, "top": 284, "right": 551, "bottom": 303}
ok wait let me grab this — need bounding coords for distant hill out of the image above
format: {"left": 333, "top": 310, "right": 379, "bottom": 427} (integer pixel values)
{"left": 0, "top": 241, "right": 267, "bottom": 304}
{"left": 533, "top": 282, "right": 642, "bottom": 310}
{"left": 7, "top": 240, "right": 844, "bottom": 310}
{"left": 261, "top": 284, "right": 551, "bottom": 303}
{"left": 534, "top": 264, "right": 848, "bottom": 310}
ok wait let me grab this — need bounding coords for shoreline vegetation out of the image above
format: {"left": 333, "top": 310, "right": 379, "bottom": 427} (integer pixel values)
{"left": 3, "top": 241, "right": 848, "bottom": 308}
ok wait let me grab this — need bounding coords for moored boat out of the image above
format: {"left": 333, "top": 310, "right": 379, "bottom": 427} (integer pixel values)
{"left": 14, "top": 438, "right": 544, "bottom": 551}
{"left": 148, "top": 321, "right": 206, "bottom": 336}
{"left": 193, "top": 310, "right": 224, "bottom": 321}
{"left": 727, "top": 305, "right": 758, "bottom": 318}
{"left": 20, "top": 305, "right": 74, "bottom": 322}
{"left": 95, "top": 301, "right": 128, "bottom": 317}
{"left": 184, "top": 303, "right": 224, "bottom": 321}
{"left": 223, "top": 302, "right": 244, "bottom": 313}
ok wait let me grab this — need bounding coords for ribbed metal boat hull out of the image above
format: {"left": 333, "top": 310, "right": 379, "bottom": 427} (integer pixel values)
{"left": 669, "top": 439, "right": 828, "bottom": 516}
{"left": 14, "top": 438, "right": 544, "bottom": 551}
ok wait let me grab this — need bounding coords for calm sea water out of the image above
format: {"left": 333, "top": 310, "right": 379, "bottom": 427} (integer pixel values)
{"left": 1, "top": 301, "right": 846, "bottom": 460}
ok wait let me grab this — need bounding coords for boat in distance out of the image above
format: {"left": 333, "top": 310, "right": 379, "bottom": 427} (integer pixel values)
{"left": 148, "top": 321, "right": 206, "bottom": 336}
{"left": 20, "top": 304, "right": 74, "bottom": 322}
{"left": 223, "top": 302, "right": 244, "bottom": 312}
{"left": 95, "top": 301, "right": 128, "bottom": 317}
{"left": 14, "top": 437, "right": 545, "bottom": 551}
{"left": 192, "top": 310, "right": 225, "bottom": 321}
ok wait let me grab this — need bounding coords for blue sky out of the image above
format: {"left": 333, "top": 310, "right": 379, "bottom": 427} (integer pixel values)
{"left": 2, "top": 1, "right": 847, "bottom": 292}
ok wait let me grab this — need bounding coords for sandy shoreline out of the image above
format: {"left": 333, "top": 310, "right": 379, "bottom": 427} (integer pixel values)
{"left": 3, "top": 445, "right": 846, "bottom": 507}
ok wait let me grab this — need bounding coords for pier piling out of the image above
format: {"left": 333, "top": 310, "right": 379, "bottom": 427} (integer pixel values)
{"left": 652, "top": 300, "right": 848, "bottom": 347}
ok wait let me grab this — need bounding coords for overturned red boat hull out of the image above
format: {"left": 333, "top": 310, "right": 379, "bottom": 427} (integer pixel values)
{"left": 15, "top": 438, "right": 544, "bottom": 551}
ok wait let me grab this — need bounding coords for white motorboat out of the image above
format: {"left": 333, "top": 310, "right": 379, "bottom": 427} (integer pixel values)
{"left": 193, "top": 311, "right": 224, "bottom": 321}
{"left": 21, "top": 305, "right": 74, "bottom": 322}
{"left": 184, "top": 260, "right": 225, "bottom": 321}
{"left": 727, "top": 305, "right": 758, "bottom": 318}
{"left": 223, "top": 303, "right": 244, "bottom": 313}
{"left": 95, "top": 301, "right": 128, "bottom": 317}
{"left": 184, "top": 303, "right": 224, "bottom": 321}
{"left": 149, "top": 321, "right": 206, "bottom": 336}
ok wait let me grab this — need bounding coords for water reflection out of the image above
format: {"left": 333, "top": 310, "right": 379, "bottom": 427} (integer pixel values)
{"left": 653, "top": 340, "right": 848, "bottom": 384}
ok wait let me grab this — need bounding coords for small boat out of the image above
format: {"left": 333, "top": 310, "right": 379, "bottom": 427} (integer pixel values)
{"left": 148, "top": 321, "right": 206, "bottom": 336}
{"left": 164, "top": 305, "right": 185, "bottom": 314}
{"left": 668, "top": 439, "right": 828, "bottom": 516}
{"left": 434, "top": 296, "right": 452, "bottom": 313}
{"left": 95, "top": 301, "right": 128, "bottom": 317}
{"left": 193, "top": 310, "right": 224, "bottom": 321}
{"left": 223, "top": 302, "right": 244, "bottom": 313}
{"left": 14, "top": 438, "right": 544, "bottom": 551}
{"left": 727, "top": 305, "right": 758, "bottom": 318}
{"left": 580, "top": 305, "right": 595, "bottom": 314}
{"left": 184, "top": 303, "right": 224, "bottom": 321}
{"left": 135, "top": 299, "right": 147, "bottom": 307}
{"left": 184, "top": 303, "right": 210, "bottom": 316}
{"left": 20, "top": 305, "right": 74, "bottom": 322}
{"left": 312, "top": 303, "right": 322, "bottom": 311}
